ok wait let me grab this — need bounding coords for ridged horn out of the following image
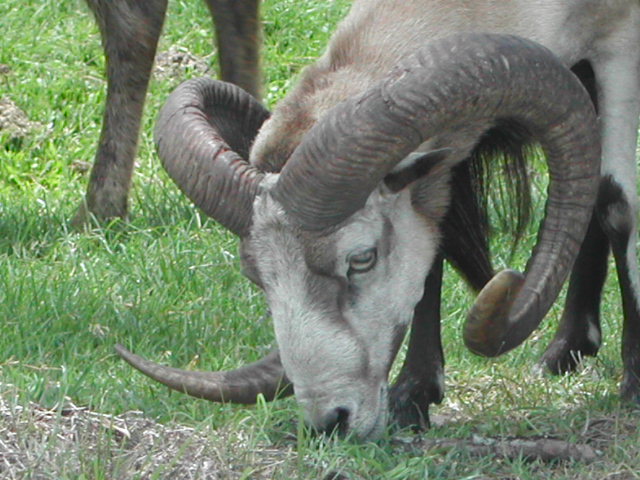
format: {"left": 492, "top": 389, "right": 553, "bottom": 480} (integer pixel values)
{"left": 115, "top": 344, "right": 293, "bottom": 404}
{"left": 154, "top": 78, "right": 270, "bottom": 237}
{"left": 273, "top": 33, "right": 600, "bottom": 356}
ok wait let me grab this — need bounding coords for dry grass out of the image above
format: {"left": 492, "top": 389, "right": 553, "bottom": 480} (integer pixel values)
{"left": 3, "top": 379, "right": 640, "bottom": 480}
{"left": 0, "top": 385, "right": 298, "bottom": 479}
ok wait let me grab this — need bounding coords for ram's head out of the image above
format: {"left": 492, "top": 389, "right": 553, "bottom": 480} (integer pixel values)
{"left": 116, "top": 34, "right": 600, "bottom": 439}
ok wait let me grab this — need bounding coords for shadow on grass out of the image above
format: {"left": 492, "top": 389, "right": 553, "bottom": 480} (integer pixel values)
{"left": 0, "top": 183, "right": 226, "bottom": 258}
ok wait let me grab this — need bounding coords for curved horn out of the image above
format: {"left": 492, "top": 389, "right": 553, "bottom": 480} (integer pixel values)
{"left": 115, "top": 344, "right": 293, "bottom": 404}
{"left": 154, "top": 78, "right": 269, "bottom": 237}
{"left": 273, "top": 34, "right": 600, "bottom": 356}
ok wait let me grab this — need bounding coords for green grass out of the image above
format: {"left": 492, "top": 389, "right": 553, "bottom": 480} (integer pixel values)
{"left": 1, "top": 0, "right": 639, "bottom": 478}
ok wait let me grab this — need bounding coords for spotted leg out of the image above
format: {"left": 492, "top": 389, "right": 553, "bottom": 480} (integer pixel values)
{"left": 599, "top": 172, "right": 640, "bottom": 403}
{"left": 543, "top": 45, "right": 640, "bottom": 402}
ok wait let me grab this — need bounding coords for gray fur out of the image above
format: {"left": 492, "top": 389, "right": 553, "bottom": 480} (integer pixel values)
{"left": 248, "top": 0, "right": 640, "bottom": 419}
{"left": 120, "top": 0, "right": 640, "bottom": 439}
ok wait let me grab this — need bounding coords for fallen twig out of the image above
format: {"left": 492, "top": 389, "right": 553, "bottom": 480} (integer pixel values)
{"left": 396, "top": 435, "right": 600, "bottom": 463}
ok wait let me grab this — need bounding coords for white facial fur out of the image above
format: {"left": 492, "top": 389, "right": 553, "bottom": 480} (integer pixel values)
{"left": 244, "top": 180, "right": 440, "bottom": 439}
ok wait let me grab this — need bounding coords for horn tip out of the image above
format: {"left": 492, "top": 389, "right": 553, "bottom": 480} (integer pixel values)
{"left": 114, "top": 343, "right": 130, "bottom": 357}
{"left": 114, "top": 343, "right": 146, "bottom": 369}
{"left": 463, "top": 269, "right": 525, "bottom": 357}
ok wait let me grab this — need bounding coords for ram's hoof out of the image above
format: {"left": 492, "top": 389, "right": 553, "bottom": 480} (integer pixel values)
{"left": 389, "top": 391, "right": 431, "bottom": 432}
{"left": 620, "top": 372, "right": 640, "bottom": 405}
{"left": 463, "top": 269, "right": 524, "bottom": 357}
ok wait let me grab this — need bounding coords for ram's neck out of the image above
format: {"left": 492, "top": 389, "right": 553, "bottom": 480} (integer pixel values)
{"left": 249, "top": 58, "right": 379, "bottom": 173}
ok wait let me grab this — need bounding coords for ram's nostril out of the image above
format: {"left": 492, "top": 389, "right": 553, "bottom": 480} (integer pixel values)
{"left": 336, "top": 407, "right": 350, "bottom": 424}
{"left": 322, "top": 406, "right": 351, "bottom": 436}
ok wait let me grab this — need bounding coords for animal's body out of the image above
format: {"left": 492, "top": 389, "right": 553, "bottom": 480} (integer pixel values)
{"left": 75, "top": 0, "right": 260, "bottom": 224}
{"left": 117, "top": 0, "right": 640, "bottom": 439}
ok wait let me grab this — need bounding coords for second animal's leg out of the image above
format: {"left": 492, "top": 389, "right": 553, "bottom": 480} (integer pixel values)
{"left": 204, "top": 0, "right": 261, "bottom": 99}
{"left": 75, "top": 0, "right": 168, "bottom": 224}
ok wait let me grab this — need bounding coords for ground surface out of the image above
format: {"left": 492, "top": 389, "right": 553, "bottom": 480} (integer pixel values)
{"left": 2, "top": 0, "right": 640, "bottom": 478}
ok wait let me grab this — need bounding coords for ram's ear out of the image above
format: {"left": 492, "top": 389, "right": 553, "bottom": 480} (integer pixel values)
{"left": 383, "top": 148, "right": 453, "bottom": 193}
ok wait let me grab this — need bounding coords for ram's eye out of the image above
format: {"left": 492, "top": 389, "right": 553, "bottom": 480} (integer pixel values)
{"left": 348, "top": 248, "right": 377, "bottom": 275}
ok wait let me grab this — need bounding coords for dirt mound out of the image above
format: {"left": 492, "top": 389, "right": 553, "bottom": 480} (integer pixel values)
{"left": 154, "top": 47, "right": 212, "bottom": 81}
{"left": 0, "top": 394, "right": 290, "bottom": 479}
{"left": 0, "top": 97, "right": 42, "bottom": 140}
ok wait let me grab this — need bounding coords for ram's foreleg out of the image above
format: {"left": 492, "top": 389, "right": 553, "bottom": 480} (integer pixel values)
{"left": 74, "top": 0, "right": 168, "bottom": 224}
{"left": 390, "top": 163, "right": 493, "bottom": 429}
{"left": 390, "top": 255, "right": 445, "bottom": 430}
{"left": 597, "top": 176, "right": 640, "bottom": 402}
{"left": 540, "top": 215, "right": 609, "bottom": 373}
{"left": 596, "top": 50, "right": 640, "bottom": 403}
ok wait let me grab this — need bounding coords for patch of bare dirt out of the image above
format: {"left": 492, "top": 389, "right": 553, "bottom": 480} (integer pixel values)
{"left": 0, "top": 394, "right": 294, "bottom": 479}
{"left": 154, "top": 46, "right": 212, "bottom": 81}
{"left": 0, "top": 97, "right": 42, "bottom": 140}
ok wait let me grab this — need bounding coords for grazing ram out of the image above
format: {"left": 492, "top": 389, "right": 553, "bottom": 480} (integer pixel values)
{"left": 117, "top": 0, "right": 640, "bottom": 440}
{"left": 74, "top": 0, "right": 260, "bottom": 224}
